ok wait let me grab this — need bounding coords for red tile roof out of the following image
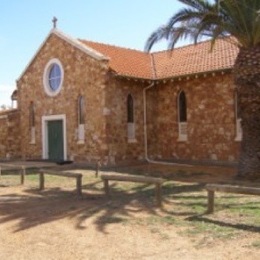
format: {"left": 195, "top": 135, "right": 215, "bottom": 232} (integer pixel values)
{"left": 79, "top": 38, "right": 239, "bottom": 80}
{"left": 80, "top": 40, "right": 152, "bottom": 79}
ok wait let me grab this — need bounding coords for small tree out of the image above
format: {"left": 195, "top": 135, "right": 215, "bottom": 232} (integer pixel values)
{"left": 0, "top": 104, "right": 7, "bottom": 110}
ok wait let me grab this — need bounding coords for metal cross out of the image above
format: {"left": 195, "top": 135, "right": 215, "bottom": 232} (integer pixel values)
{"left": 52, "top": 17, "right": 58, "bottom": 29}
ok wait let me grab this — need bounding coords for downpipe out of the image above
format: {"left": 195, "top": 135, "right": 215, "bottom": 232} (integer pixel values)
{"left": 143, "top": 82, "right": 192, "bottom": 167}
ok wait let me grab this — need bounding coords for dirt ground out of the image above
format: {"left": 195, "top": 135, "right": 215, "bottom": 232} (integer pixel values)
{"left": 0, "top": 163, "right": 259, "bottom": 260}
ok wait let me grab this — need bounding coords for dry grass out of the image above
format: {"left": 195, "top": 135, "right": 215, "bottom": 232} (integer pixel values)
{"left": 0, "top": 163, "right": 259, "bottom": 259}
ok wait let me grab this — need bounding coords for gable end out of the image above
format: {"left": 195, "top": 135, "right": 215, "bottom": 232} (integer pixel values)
{"left": 17, "top": 28, "right": 109, "bottom": 82}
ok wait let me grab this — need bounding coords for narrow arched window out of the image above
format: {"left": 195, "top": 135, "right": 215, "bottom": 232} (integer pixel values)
{"left": 127, "top": 94, "right": 136, "bottom": 142}
{"left": 127, "top": 94, "right": 134, "bottom": 123}
{"left": 78, "top": 95, "right": 85, "bottom": 125}
{"left": 77, "top": 95, "right": 85, "bottom": 143}
{"left": 177, "top": 91, "right": 188, "bottom": 141}
{"left": 235, "top": 91, "right": 242, "bottom": 141}
{"left": 29, "top": 102, "right": 35, "bottom": 144}
{"left": 29, "top": 101, "right": 35, "bottom": 127}
{"left": 178, "top": 91, "right": 187, "bottom": 122}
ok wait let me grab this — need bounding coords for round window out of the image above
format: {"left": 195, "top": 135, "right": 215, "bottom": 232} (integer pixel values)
{"left": 43, "top": 58, "right": 64, "bottom": 96}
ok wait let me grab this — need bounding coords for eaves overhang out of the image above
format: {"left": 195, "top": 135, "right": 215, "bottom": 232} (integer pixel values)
{"left": 110, "top": 67, "right": 233, "bottom": 84}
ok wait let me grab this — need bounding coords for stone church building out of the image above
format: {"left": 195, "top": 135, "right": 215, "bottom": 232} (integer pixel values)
{"left": 0, "top": 28, "right": 241, "bottom": 165}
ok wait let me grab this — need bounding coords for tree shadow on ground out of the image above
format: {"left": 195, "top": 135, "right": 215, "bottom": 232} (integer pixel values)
{"left": 0, "top": 180, "right": 206, "bottom": 234}
{"left": 186, "top": 215, "right": 260, "bottom": 233}
{"left": 0, "top": 166, "right": 259, "bottom": 235}
{"left": 0, "top": 185, "right": 163, "bottom": 234}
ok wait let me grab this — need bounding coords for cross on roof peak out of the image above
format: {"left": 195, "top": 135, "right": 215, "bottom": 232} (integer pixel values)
{"left": 52, "top": 17, "right": 58, "bottom": 29}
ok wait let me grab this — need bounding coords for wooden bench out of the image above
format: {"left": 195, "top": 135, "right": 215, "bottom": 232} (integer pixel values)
{"left": 101, "top": 174, "right": 165, "bottom": 206}
{"left": 205, "top": 183, "right": 260, "bottom": 213}
{"left": 39, "top": 169, "right": 83, "bottom": 197}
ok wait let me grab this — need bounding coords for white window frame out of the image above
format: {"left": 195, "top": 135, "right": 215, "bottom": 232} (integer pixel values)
{"left": 43, "top": 58, "right": 64, "bottom": 97}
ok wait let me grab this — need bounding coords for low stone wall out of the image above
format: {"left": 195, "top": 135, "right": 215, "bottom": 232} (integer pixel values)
{"left": 0, "top": 109, "right": 21, "bottom": 159}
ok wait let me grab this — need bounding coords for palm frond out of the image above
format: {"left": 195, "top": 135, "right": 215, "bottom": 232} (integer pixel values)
{"left": 145, "top": 26, "right": 171, "bottom": 52}
{"left": 145, "top": 0, "right": 260, "bottom": 51}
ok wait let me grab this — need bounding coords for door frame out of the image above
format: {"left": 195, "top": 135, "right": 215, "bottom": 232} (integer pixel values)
{"left": 42, "top": 114, "right": 67, "bottom": 160}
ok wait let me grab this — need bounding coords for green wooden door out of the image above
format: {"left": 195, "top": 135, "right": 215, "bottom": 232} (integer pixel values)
{"left": 48, "top": 120, "right": 64, "bottom": 161}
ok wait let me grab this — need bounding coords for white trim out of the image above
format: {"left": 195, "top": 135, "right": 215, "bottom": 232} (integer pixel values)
{"left": 30, "top": 126, "right": 36, "bottom": 144}
{"left": 177, "top": 122, "right": 188, "bottom": 142}
{"left": 234, "top": 91, "right": 242, "bottom": 141}
{"left": 17, "top": 28, "right": 109, "bottom": 82}
{"left": 177, "top": 91, "right": 188, "bottom": 141}
{"left": 53, "top": 29, "right": 109, "bottom": 61}
{"left": 43, "top": 58, "right": 64, "bottom": 97}
{"left": 42, "top": 114, "right": 67, "bottom": 160}
{"left": 77, "top": 123, "right": 85, "bottom": 143}
{"left": 235, "top": 118, "right": 242, "bottom": 141}
{"left": 127, "top": 94, "right": 136, "bottom": 141}
{"left": 127, "top": 122, "right": 136, "bottom": 142}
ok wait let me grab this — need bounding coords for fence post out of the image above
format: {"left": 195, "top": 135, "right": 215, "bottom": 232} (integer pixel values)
{"left": 76, "top": 175, "right": 83, "bottom": 197}
{"left": 95, "top": 160, "right": 100, "bottom": 178}
{"left": 20, "top": 166, "right": 26, "bottom": 185}
{"left": 155, "top": 183, "right": 162, "bottom": 207}
{"left": 39, "top": 172, "right": 45, "bottom": 190}
{"left": 207, "top": 190, "right": 215, "bottom": 213}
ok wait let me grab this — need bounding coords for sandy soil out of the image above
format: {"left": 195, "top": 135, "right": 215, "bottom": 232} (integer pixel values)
{"left": 0, "top": 163, "right": 259, "bottom": 259}
{"left": 0, "top": 183, "right": 259, "bottom": 260}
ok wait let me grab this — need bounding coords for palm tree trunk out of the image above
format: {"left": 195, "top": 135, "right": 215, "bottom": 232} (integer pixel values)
{"left": 234, "top": 46, "right": 260, "bottom": 180}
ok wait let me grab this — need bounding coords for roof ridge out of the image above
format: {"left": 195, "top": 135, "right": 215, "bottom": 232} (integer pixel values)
{"left": 151, "top": 36, "right": 232, "bottom": 54}
{"left": 79, "top": 39, "right": 147, "bottom": 54}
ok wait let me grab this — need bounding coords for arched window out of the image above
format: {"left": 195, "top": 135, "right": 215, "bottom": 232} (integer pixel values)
{"left": 178, "top": 91, "right": 187, "bottom": 122}
{"left": 177, "top": 91, "right": 188, "bottom": 141}
{"left": 77, "top": 95, "right": 85, "bottom": 143}
{"left": 29, "top": 102, "right": 35, "bottom": 144}
{"left": 11, "top": 89, "right": 18, "bottom": 109}
{"left": 127, "top": 94, "right": 136, "bottom": 142}
{"left": 235, "top": 91, "right": 242, "bottom": 141}
{"left": 127, "top": 94, "right": 134, "bottom": 123}
{"left": 29, "top": 102, "right": 35, "bottom": 127}
{"left": 78, "top": 95, "right": 85, "bottom": 125}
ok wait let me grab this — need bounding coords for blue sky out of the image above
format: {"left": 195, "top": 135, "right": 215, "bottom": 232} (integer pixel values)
{"left": 0, "top": 0, "right": 184, "bottom": 107}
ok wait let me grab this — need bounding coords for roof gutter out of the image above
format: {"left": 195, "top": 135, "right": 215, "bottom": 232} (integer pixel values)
{"left": 112, "top": 67, "right": 232, "bottom": 83}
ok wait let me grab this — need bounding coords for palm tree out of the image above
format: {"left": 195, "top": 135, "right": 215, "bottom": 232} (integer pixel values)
{"left": 145, "top": 0, "right": 260, "bottom": 180}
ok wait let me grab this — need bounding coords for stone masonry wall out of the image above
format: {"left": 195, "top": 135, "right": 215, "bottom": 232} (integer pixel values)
{"left": 103, "top": 76, "right": 148, "bottom": 164}
{"left": 0, "top": 109, "right": 21, "bottom": 159}
{"left": 17, "top": 34, "right": 109, "bottom": 163}
{"left": 147, "top": 73, "right": 241, "bottom": 163}
{"left": 15, "top": 32, "right": 241, "bottom": 165}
